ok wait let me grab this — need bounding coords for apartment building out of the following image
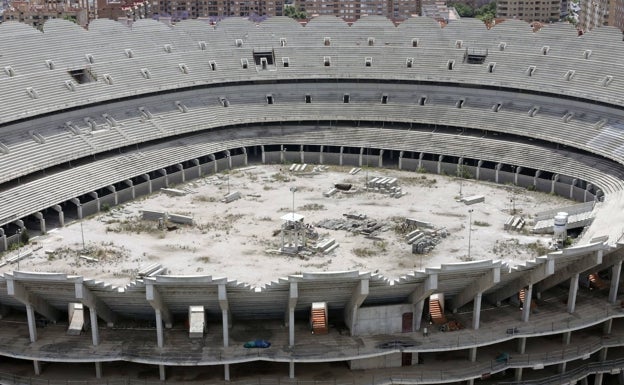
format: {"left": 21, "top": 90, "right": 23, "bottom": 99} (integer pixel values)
{"left": 496, "top": 0, "right": 561, "bottom": 22}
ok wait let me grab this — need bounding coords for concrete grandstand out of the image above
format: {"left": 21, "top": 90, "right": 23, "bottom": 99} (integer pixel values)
{"left": 0, "top": 14, "right": 624, "bottom": 384}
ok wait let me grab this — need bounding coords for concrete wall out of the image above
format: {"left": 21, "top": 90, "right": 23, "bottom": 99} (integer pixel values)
{"left": 135, "top": 181, "right": 150, "bottom": 197}
{"left": 304, "top": 152, "right": 321, "bottom": 164}
{"left": 151, "top": 176, "right": 167, "bottom": 190}
{"left": 168, "top": 171, "right": 184, "bottom": 185}
{"left": 354, "top": 303, "right": 413, "bottom": 336}
{"left": 342, "top": 154, "right": 359, "bottom": 167}
{"left": 349, "top": 353, "right": 402, "bottom": 370}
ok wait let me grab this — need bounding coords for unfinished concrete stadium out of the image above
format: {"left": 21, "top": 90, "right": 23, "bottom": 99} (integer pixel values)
{"left": 0, "top": 15, "right": 624, "bottom": 385}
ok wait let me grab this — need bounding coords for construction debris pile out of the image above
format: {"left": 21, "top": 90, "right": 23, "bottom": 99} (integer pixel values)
{"left": 315, "top": 213, "right": 390, "bottom": 237}
{"left": 366, "top": 176, "right": 407, "bottom": 198}
{"left": 401, "top": 218, "right": 448, "bottom": 255}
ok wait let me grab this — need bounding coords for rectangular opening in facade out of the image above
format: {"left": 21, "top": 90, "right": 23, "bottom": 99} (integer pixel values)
{"left": 253, "top": 50, "right": 275, "bottom": 67}
{"left": 305, "top": 94, "right": 311, "bottom": 103}
{"left": 406, "top": 57, "right": 414, "bottom": 68}
{"left": 419, "top": 96, "right": 427, "bottom": 106}
{"left": 68, "top": 68, "right": 96, "bottom": 84}
{"left": 266, "top": 94, "right": 274, "bottom": 105}
{"left": 343, "top": 94, "right": 350, "bottom": 103}
{"left": 381, "top": 94, "right": 388, "bottom": 104}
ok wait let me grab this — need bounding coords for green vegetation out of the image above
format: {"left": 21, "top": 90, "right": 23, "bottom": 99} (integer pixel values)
{"left": 450, "top": 1, "right": 497, "bottom": 23}
{"left": 473, "top": 220, "right": 491, "bottom": 227}
{"left": 284, "top": 5, "right": 307, "bottom": 19}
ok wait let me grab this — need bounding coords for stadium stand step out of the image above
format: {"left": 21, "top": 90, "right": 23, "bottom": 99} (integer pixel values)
{"left": 311, "top": 302, "right": 328, "bottom": 335}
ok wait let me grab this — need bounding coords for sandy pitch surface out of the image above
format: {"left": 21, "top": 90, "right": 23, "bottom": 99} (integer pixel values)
{"left": 5, "top": 165, "right": 573, "bottom": 287}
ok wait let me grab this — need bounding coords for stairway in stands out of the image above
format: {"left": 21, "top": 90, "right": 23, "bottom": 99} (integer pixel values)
{"left": 311, "top": 302, "right": 328, "bottom": 335}
{"left": 429, "top": 298, "right": 447, "bottom": 325}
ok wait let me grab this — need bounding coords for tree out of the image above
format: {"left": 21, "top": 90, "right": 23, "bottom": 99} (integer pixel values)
{"left": 284, "top": 6, "right": 307, "bottom": 19}
{"left": 451, "top": 3, "right": 475, "bottom": 17}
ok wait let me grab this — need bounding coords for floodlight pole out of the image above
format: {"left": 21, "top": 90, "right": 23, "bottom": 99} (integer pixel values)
{"left": 79, "top": 203, "right": 85, "bottom": 251}
{"left": 468, "top": 209, "right": 474, "bottom": 260}
{"left": 290, "top": 186, "right": 297, "bottom": 217}
{"left": 366, "top": 145, "right": 370, "bottom": 189}
{"left": 226, "top": 154, "right": 231, "bottom": 195}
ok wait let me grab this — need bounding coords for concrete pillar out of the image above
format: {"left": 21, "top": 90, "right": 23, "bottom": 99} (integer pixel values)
{"left": 618, "top": 371, "right": 624, "bottom": 384}
{"left": 567, "top": 273, "right": 579, "bottom": 313}
{"left": 224, "top": 364, "right": 230, "bottom": 381}
{"left": 71, "top": 198, "right": 83, "bottom": 219}
{"left": 53, "top": 205, "right": 65, "bottom": 229}
{"left": 288, "top": 282, "right": 298, "bottom": 347}
{"left": 417, "top": 152, "right": 423, "bottom": 170}
{"left": 261, "top": 145, "right": 266, "bottom": 164}
{"left": 299, "top": 145, "right": 304, "bottom": 163}
{"left": 95, "top": 362, "right": 102, "bottom": 378}
{"left": 26, "top": 304, "right": 37, "bottom": 343}
{"left": 514, "top": 166, "right": 522, "bottom": 185}
{"left": 225, "top": 150, "right": 232, "bottom": 171}
{"left": 557, "top": 362, "right": 566, "bottom": 373}
{"left": 142, "top": 174, "right": 152, "bottom": 194}
{"left": 155, "top": 309, "right": 164, "bottom": 348}
{"left": 319, "top": 145, "right": 324, "bottom": 165}
{"left": 242, "top": 147, "right": 248, "bottom": 166}
{"left": 581, "top": 376, "right": 589, "bottom": 385}
{"left": 514, "top": 368, "right": 522, "bottom": 382}
{"left": 472, "top": 292, "right": 482, "bottom": 330}
{"left": 90, "top": 307, "right": 99, "bottom": 346}
{"left": 33, "top": 212, "right": 45, "bottom": 234}
{"left": 398, "top": 151, "right": 404, "bottom": 170}
{"left": 467, "top": 379, "right": 474, "bottom": 385}
{"left": 280, "top": 145, "right": 285, "bottom": 163}
{"left": 378, "top": 149, "right": 384, "bottom": 167}
{"left": 469, "top": 347, "right": 477, "bottom": 362}
{"left": 124, "top": 180, "right": 135, "bottom": 200}
{"left": 585, "top": 184, "right": 593, "bottom": 202}
{"left": 176, "top": 163, "right": 185, "bottom": 182}
{"left": 105, "top": 185, "right": 117, "bottom": 206}
{"left": 533, "top": 170, "right": 541, "bottom": 189}
{"left": 0, "top": 228, "right": 7, "bottom": 251}
{"left": 191, "top": 160, "right": 201, "bottom": 178}
{"left": 159, "top": 364, "right": 166, "bottom": 380}
{"left": 33, "top": 360, "right": 41, "bottom": 375}
{"left": 551, "top": 174, "right": 559, "bottom": 194}
{"left": 358, "top": 147, "right": 364, "bottom": 167}
{"left": 289, "top": 361, "right": 295, "bottom": 379}
{"left": 494, "top": 163, "right": 502, "bottom": 183}
{"left": 610, "top": 261, "right": 622, "bottom": 304}
{"left": 208, "top": 155, "right": 216, "bottom": 173}
{"left": 570, "top": 179, "right": 577, "bottom": 199}
{"left": 522, "top": 285, "right": 532, "bottom": 322}
{"left": 414, "top": 299, "right": 425, "bottom": 331}
{"left": 604, "top": 319, "right": 613, "bottom": 335}
{"left": 339, "top": 146, "right": 344, "bottom": 166}
{"left": 599, "top": 347, "right": 608, "bottom": 361}
{"left": 476, "top": 160, "right": 483, "bottom": 180}
{"left": 437, "top": 155, "right": 444, "bottom": 174}
{"left": 562, "top": 331, "right": 571, "bottom": 345}
{"left": 160, "top": 169, "right": 169, "bottom": 188}
{"left": 517, "top": 337, "right": 526, "bottom": 354}
{"left": 218, "top": 284, "right": 230, "bottom": 347}
{"left": 88, "top": 192, "right": 100, "bottom": 212}
{"left": 594, "top": 372, "right": 603, "bottom": 385}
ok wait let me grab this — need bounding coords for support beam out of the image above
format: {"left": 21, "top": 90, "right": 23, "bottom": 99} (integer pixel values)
{"left": 7, "top": 277, "right": 60, "bottom": 323}
{"left": 345, "top": 279, "right": 369, "bottom": 336}
{"left": 472, "top": 293, "right": 482, "bottom": 330}
{"left": 146, "top": 283, "right": 172, "bottom": 328}
{"left": 414, "top": 299, "right": 425, "bottom": 331}
{"left": 95, "top": 362, "right": 102, "bottom": 379}
{"left": 289, "top": 361, "right": 295, "bottom": 379}
{"left": 26, "top": 304, "right": 37, "bottom": 342}
{"left": 75, "top": 281, "right": 116, "bottom": 326}
{"left": 287, "top": 282, "right": 298, "bottom": 347}
{"left": 452, "top": 266, "right": 500, "bottom": 311}
{"left": 486, "top": 258, "right": 554, "bottom": 305}
{"left": 610, "top": 261, "right": 622, "bottom": 304}
{"left": 535, "top": 250, "right": 603, "bottom": 294}
{"left": 224, "top": 364, "right": 230, "bottom": 381}
{"left": 469, "top": 347, "right": 477, "bottom": 362}
{"left": 159, "top": 364, "right": 166, "bottom": 380}
{"left": 409, "top": 275, "right": 437, "bottom": 331}
{"left": 218, "top": 284, "right": 230, "bottom": 347}
{"left": 567, "top": 273, "right": 579, "bottom": 313}
{"left": 89, "top": 308, "right": 99, "bottom": 346}
{"left": 33, "top": 360, "right": 41, "bottom": 375}
{"left": 517, "top": 337, "right": 526, "bottom": 354}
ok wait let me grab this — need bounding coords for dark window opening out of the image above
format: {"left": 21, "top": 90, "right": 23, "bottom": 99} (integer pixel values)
{"left": 343, "top": 94, "right": 350, "bottom": 103}
{"left": 305, "top": 94, "right": 311, "bottom": 103}
{"left": 266, "top": 95, "right": 274, "bottom": 105}
{"left": 381, "top": 95, "right": 388, "bottom": 104}
{"left": 253, "top": 50, "right": 275, "bottom": 67}
{"left": 68, "top": 68, "right": 96, "bottom": 84}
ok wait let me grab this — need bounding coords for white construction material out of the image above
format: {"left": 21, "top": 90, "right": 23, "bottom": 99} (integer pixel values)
{"left": 169, "top": 214, "right": 193, "bottom": 225}
{"left": 349, "top": 168, "right": 361, "bottom": 175}
{"left": 553, "top": 212, "right": 569, "bottom": 238}
{"left": 189, "top": 306, "right": 205, "bottom": 338}
{"left": 141, "top": 210, "right": 166, "bottom": 221}
{"left": 67, "top": 303, "right": 84, "bottom": 336}
{"left": 406, "top": 218, "right": 434, "bottom": 228}
{"left": 138, "top": 263, "right": 163, "bottom": 278}
{"left": 323, "top": 188, "right": 338, "bottom": 197}
{"left": 161, "top": 188, "right": 187, "bottom": 197}
{"left": 461, "top": 195, "right": 485, "bottom": 205}
{"left": 222, "top": 191, "right": 241, "bottom": 203}
{"left": 79, "top": 255, "right": 99, "bottom": 263}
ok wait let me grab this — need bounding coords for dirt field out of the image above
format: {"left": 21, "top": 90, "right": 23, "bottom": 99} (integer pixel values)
{"left": 2, "top": 165, "right": 574, "bottom": 287}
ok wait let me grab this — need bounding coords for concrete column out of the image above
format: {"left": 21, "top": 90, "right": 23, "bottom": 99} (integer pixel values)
{"left": 514, "top": 368, "right": 522, "bottom": 382}
{"left": 339, "top": 146, "right": 344, "bottom": 166}
{"left": 594, "top": 372, "right": 603, "bottom": 385}
{"left": 218, "top": 284, "right": 230, "bottom": 347}
{"left": 105, "top": 185, "right": 117, "bottom": 206}
{"left": 378, "top": 149, "right": 384, "bottom": 167}
{"left": 618, "top": 371, "right": 624, "bottom": 384}
{"left": 472, "top": 292, "right": 482, "bottom": 330}
{"left": 71, "top": 198, "right": 83, "bottom": 219}
{"left": 417, "top": 152, "right": 423, "bottom": 170}
{"left": 242, "top": 147, "right": 248, "bottom": 166}
{"left": 224, "top": 364, "right": 230, "bottom": 381}
{"left": 90, "top": 307, "right": 100, "bottom": 346}
{"left": 261, "top": 145, "right": 266, "bottom": 164}
{"left": 570, "top": 179, "right": 577, "bottom": 199}
{"left": 159, "top": 364, "right": 166, "bottom": 380}
{"left": 522, "top": 285, "right": 532, "bottom": 322}
{"left": 494, "top": 163, "right": 502, "bottom": 183}
{"left": 581, "top": 376, "right": 589, "bottom": 385}
{"left": 289, "top": 361, "right": 295, "bottom": 379}
{"left": 33, "top": 212, "right": 45, "bottom": 234}
{"left": 469, "top": 347, "right": 477, "bottom": 362}
{"left": 143, "top": 174, "right": 152, "bottom": 194}
{"left": 299, "top": 145, "right": 304, "bottom": 163}
{"left": 26, "top": 304, "right": 37, "bottom": 343}
{"left": 225, "top": 150, "right": 232, "bottom": 170}
{"left": 398, "top": 151, "right": 404, "bottom": 170}
{"left": 476, "top": 160, "right": 483, "bottom": 180}
{"left": 599, "top": 347, "right": 608, "bottom": 361}
{"left": 124, "top": 180, "right": 135, "bottom": 200}
{"left": 280, "top": 145, "right": 285, "bottom": 163}
{"left": 155, "top": 309, "right": 164, "bottom": 348}
{"left": 414, "top": 299, "right": 425, "bottom": 331}
{"left": 514, "top": 166, "right": 522, "bottom": 185}
{"left": 567, "top": 273, "right": 579, "bottom": 313}
{"left": 604, "top": 319, "right": 613, "bottom": 335}
{"left": 437, "top": 155, "right": 444, "bottom": 174}
{"left": 319, "top": 145, "right": 324, "bottom": 165}
{"left": 192, "top": 160, "right": 201, "bottom": 178}
{"left": 585, "top": 184, "right": 593, "bottom": 202}
{"left": 557, "top": 361, "right": 566, "bottom": 373}
{"left": 33, "top": 360, "right": 41, "bottom": 375}
{"left": 176, "top": 163, "right": 185, "bottom": 182}
{"left": 562, "top": 331, "right": 571, "bottom": 345}
{"left": 467, "top": 379, "right": 474, "bottom": 385}
{"left": 208, "top": 155, "right": 216, "bottom": 173}
{"left": 288, "top": 282, "right": 298, "bottom": 347}
{"left": 551, "top": 174, "right": 559, "bottom": 194}
{"left": 0, "top": 228, "right": 7, "bottom": 251}
{"left": 610, "top": 261, "right": 622, "bottom": 304}
{"left": 358, "top": 147, "right": 364, "bottom": 167}
{"left": 88, "top": 192, "right": 100, "bottom": 212}
{"left": 517, "top": 337, "right": 526, "bottom": 354}
{"left": 533, "top": 170, "right": 541, "bottom": 189}
{"left": 95, "top": 362, "right": 102, "bottom": 378}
